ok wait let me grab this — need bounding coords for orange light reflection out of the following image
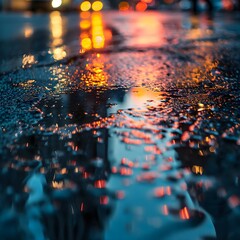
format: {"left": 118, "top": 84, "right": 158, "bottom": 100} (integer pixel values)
{"left": 92, "top": 13, "right": 105, "bottom": 49}
{"left": 50, "top": 11, "right": 67, "bottom": 61}
{"left": 179, "top": 207, "right": 190, "bottom": 220}
{"left": 126, "top": 87, "right": 160, "bottom": 108}
{"left": 79, "top": 12, "right": 112, "bottom": 89}
{"left": 80, "top": 12, "right": 111, "bottom": 51}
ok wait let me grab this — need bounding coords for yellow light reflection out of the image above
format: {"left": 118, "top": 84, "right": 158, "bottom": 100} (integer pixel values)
{"left": 187, "top": 16, "right": 214, "bottom": 41}
{"left": 18, "top": 80, "right": 35, "bottom": 88}
{"left": 24, "top": 26, "right": 33, "bottom": 38}
{"left": 53, "top": 47, "right": 67, "bottom": 60}
{"left": 49, "top": 65, "right": 69, "bottom": 94}
{"left": 50, "top": 11, "right": 67, "bottom": 61}
{"left": 80, "top": 1, "right": 91, "bottom": 12}
{"left": 22, "top": 54, "right": 36, "bottom": 67}
{"left": 78, "top": 13, "right": 112, "bottom": 88}
{"left": 81, "top": 55, "right": 109, "bottom": 88}
{"left": 184, "top": 54, "right": 217, "bottom": 86}
{"left": 92, "top": 12, "right": 105, "bottom": 49}
{"left": 50, "top": 11, "right": 63, "bottom": 47}
{"left": 192, "top": 165, "right": 203, "bottom": 175}
{"left": 81, "top": 37, "right": 92, "bottom": 50}
{"left": 79, "top": 12, "right": 112, "bottom": 52}
{"left": 92, "top": 1, "right": 103, "bottom": 11}
{"left": 52, "top": 181, "right": 64, "bottom": 189}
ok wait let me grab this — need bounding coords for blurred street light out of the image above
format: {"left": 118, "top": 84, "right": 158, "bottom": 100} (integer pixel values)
{"left": 80, "top": 1, "right": 91, "bottom": 11}
{"left": 92, "top": 1, "right": 103, "bottom": 11}
{"left": 52, "top": 0, "right": 63, "bottom": 8}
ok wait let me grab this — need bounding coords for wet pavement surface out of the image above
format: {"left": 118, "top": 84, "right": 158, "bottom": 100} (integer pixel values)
{"left": 0, "top": 10, "right": 240, "bottom": 240}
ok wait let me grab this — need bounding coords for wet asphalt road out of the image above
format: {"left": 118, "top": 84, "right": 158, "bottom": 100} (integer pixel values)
{"left": 0, "top": 10, "right": 240, "bottom": 240}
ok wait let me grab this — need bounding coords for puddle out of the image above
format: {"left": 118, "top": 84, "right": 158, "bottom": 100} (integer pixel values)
{"left": 1, "top": 86, "right": 219, "bottom": 239}
{"left": 1, "top": 77, "right": 240, "bottom": 239}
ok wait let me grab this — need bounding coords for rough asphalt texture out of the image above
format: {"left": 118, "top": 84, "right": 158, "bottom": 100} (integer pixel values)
{"left": 0, "top": 10, "right": 240, "bottom": 240}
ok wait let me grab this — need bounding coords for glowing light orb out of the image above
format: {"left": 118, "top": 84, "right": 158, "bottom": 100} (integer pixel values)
{"left": 52, "top": 0, "right": 62, "bottom": 8}
{"left": 92, "top": 1, "right": 103, "bottom": 11}
{"left": 136, "top": 2, "right": 147, "bottom": 11}
{"left": 81, "top": 38, "right": 92, "bottom": 50}
{"left": 119, "top": 1, "right": 130, "bottom": 11}
{"left": 80, "top": 1, "right": 91, "bottom": 12}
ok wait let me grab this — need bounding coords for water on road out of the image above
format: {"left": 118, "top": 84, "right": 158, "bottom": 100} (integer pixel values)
{"left": 0, "top": 10, "right": 240, "bottom": 240}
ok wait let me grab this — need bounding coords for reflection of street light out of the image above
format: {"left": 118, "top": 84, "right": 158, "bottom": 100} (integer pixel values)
{"left": 92, "top": 13, "right": 105, "bottom": 49}
{"left": 80, "top": 19, "right": 91, "bottom": 29}
{"left": 22, "top": 54, "right": 36, "bottom": 68}
{"left": 50, "top": 11, "right": 63, "bottom": 46}
{"left": 53, "top": 47, "right": 67, "bottom": 60}
{"left": 24, "top": 26, "right": 33, "bottom": 38}
{"left": 52, "top": 0, "right": 62, "bottom": 8}
{"left": 81, "top": 37, "right": 92, "bottom": 50}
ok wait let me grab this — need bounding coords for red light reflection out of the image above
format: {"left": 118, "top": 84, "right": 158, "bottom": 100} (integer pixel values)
{"left": 179, "top": 207, "right": 190, "bottom": 220}
{"left": 100, "top": 196, "right": 109, "bottom": 205}
{"left": 94, "top": 179, "right": 106, "bottom": 188}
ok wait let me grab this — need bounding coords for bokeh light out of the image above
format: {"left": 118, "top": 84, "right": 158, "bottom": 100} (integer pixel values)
{"left": 92, "top": 13, "right": 105, "bottom": 49}
{"left": 81, "top": 37, "right": 92, "bottom": 50}
{"left": 119, "top": 1, "right": 130, "bottom": 11}
{"left": 80, "top": 19, "right": 91, "bottom": 29}
{"left": 22, "top": 54, "right": 36, "bottom": 67}
{"left": 50, "top": 11, "right": 63, "bottom": 46}
{"left": 141, "top": 0, "right": 153, "bottom": 3}
{"left": 136, "top": 2, "right": 147, "bottom": 11}
{"left": 24, "top": 26, "right": 33, "bottom": 38}
{"left": 53, "top": 47, "right": 67, "bottom": 60}
{"left": 80, "top": 1, "right": 91, "bottom": 12}
{"left": 52, "top": 0, "right": 62, "bottom": 8}
{"left": 222, "top": 0, "right": 234, "bottom": 11}
{"left": 80, "top": 11, "right": 91, "bottom": 18}
{"left": 92, "top": 1, "right": 103, "bottom": 11}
